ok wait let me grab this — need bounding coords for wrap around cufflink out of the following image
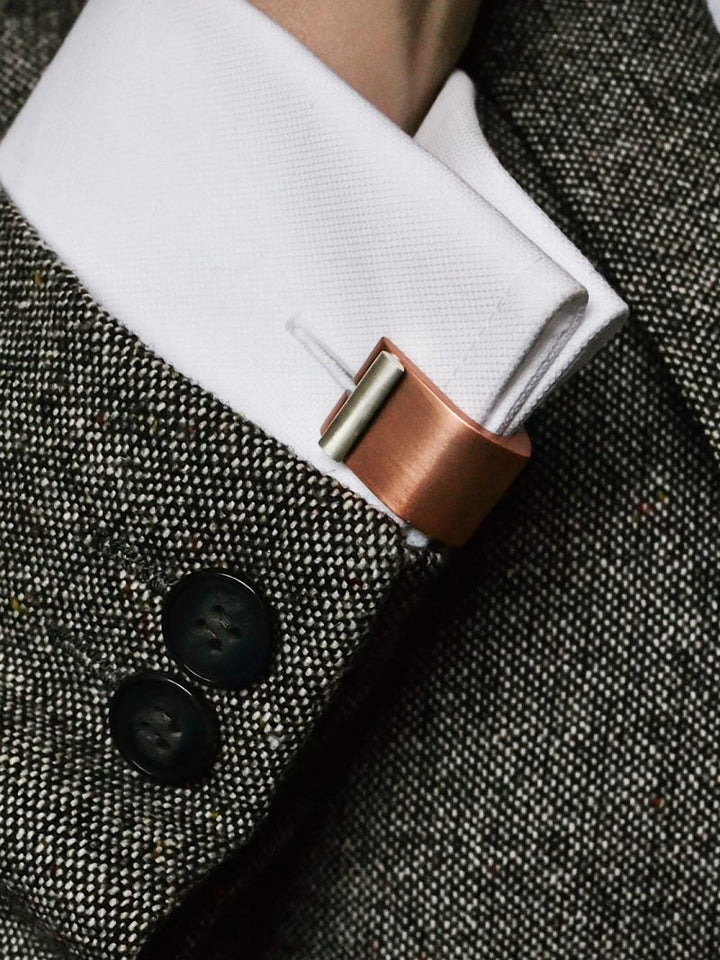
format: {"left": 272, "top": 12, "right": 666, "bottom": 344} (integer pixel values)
{"left": 320, "top": 338, "right": 531, "bottom": 547}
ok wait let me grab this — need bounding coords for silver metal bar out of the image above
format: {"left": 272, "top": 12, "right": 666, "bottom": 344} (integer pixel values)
{"left": 319, "top": 350, "right": 405, "bottom": 462}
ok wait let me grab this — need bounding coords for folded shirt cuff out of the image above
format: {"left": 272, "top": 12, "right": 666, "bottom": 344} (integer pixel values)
{"left": 0, "top": 0, "right": 626, "bottom": 528}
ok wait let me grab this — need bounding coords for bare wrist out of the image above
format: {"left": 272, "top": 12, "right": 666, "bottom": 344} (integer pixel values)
{"left": 249, "top": 0, "right": 482, "bottom": 133}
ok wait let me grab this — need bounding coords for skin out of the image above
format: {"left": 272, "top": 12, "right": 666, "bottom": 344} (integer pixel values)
{"left": 249, "top": 0, "right": 484, "bottom": 133}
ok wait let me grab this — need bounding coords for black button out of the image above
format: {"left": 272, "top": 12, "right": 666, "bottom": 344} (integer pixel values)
{"left": 162, "top": 569, "right": 274, "bottom": 690}
{"left": 109, "top": 673, "right": 218, "bottom": 785}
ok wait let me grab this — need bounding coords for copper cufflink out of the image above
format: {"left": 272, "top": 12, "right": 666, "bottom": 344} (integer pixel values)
{"left": 320, "top": 338, "right": 531, "bottom": 547}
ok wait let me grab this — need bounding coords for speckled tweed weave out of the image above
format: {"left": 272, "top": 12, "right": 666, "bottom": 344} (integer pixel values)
{"left": 0, "top": 181, "right": 443, "bottom": 958}
{"left": 2, "top": 1, "right": 720, "bottom": 959}
{"left": 200, "top": 1, "right": 720, "bottom": 958}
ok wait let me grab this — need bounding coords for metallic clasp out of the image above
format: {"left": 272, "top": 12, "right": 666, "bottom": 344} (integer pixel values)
{"left": 319, "top": 350, "right": 405, "bottom": 461}
{"left": 320, "top": 338, "right": 531, "bottom": 547}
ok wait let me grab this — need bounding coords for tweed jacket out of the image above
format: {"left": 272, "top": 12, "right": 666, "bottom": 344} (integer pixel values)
{"left": 1, "top": 1, "right": 719, "bottom": 959}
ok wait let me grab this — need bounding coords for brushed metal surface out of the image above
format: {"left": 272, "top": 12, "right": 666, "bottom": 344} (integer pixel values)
{"left": 319, "top": 351, "right": 405, "bottom": 461}
{"left": 320, "top": 339, "right": 531, "bottom": 546}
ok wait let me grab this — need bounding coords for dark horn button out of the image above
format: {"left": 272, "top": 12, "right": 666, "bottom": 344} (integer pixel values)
{"left": 109, "top": 672, "right": 219, "bottom": 785}
{"left": 162, "top": 569, "right": 274, "bottom": 690}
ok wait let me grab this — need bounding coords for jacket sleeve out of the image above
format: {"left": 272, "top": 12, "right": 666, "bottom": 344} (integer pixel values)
{"left": 0, "top": 194, "right": 443, "bottom": 959}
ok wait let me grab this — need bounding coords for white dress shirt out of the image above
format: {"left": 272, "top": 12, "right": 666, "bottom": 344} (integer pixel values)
{"left": 0, "top": 0, "right": 627, "bottom": 522}
{"left": 709, "top": 0, "right": 720, "bottom": 29}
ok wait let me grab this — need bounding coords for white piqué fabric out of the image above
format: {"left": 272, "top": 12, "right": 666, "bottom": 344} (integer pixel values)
{"left": 414, "top": 72, "right": 628, "bottom": 434}
{"left": 708, "top": 0, "right": 720, "bottom": 30}
{"left": 0, "top": 0, "right": 626, "bottom": 512}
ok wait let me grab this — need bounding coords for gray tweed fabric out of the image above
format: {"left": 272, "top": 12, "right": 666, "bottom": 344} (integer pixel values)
{"left": 0, "top": 0, "right": 82, "bottom": 133}
{"left": 2, "top": 1, "right": 720, "bottom": 959}
{"left": 0, "top": 185, "right": 441, "bottom": 954}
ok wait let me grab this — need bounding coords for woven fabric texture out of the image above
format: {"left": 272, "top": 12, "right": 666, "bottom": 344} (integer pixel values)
{"left": 0, "top": 188, "right": 441, "bottom": 959}
{"left": 2, "top": 0, "right": 720, "bottom": 958}
{"left": 0, "top": 0, "right": 82, "bottom": 134}
{"left": 214, "top": 1, "right": 720, "bottom": 957}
